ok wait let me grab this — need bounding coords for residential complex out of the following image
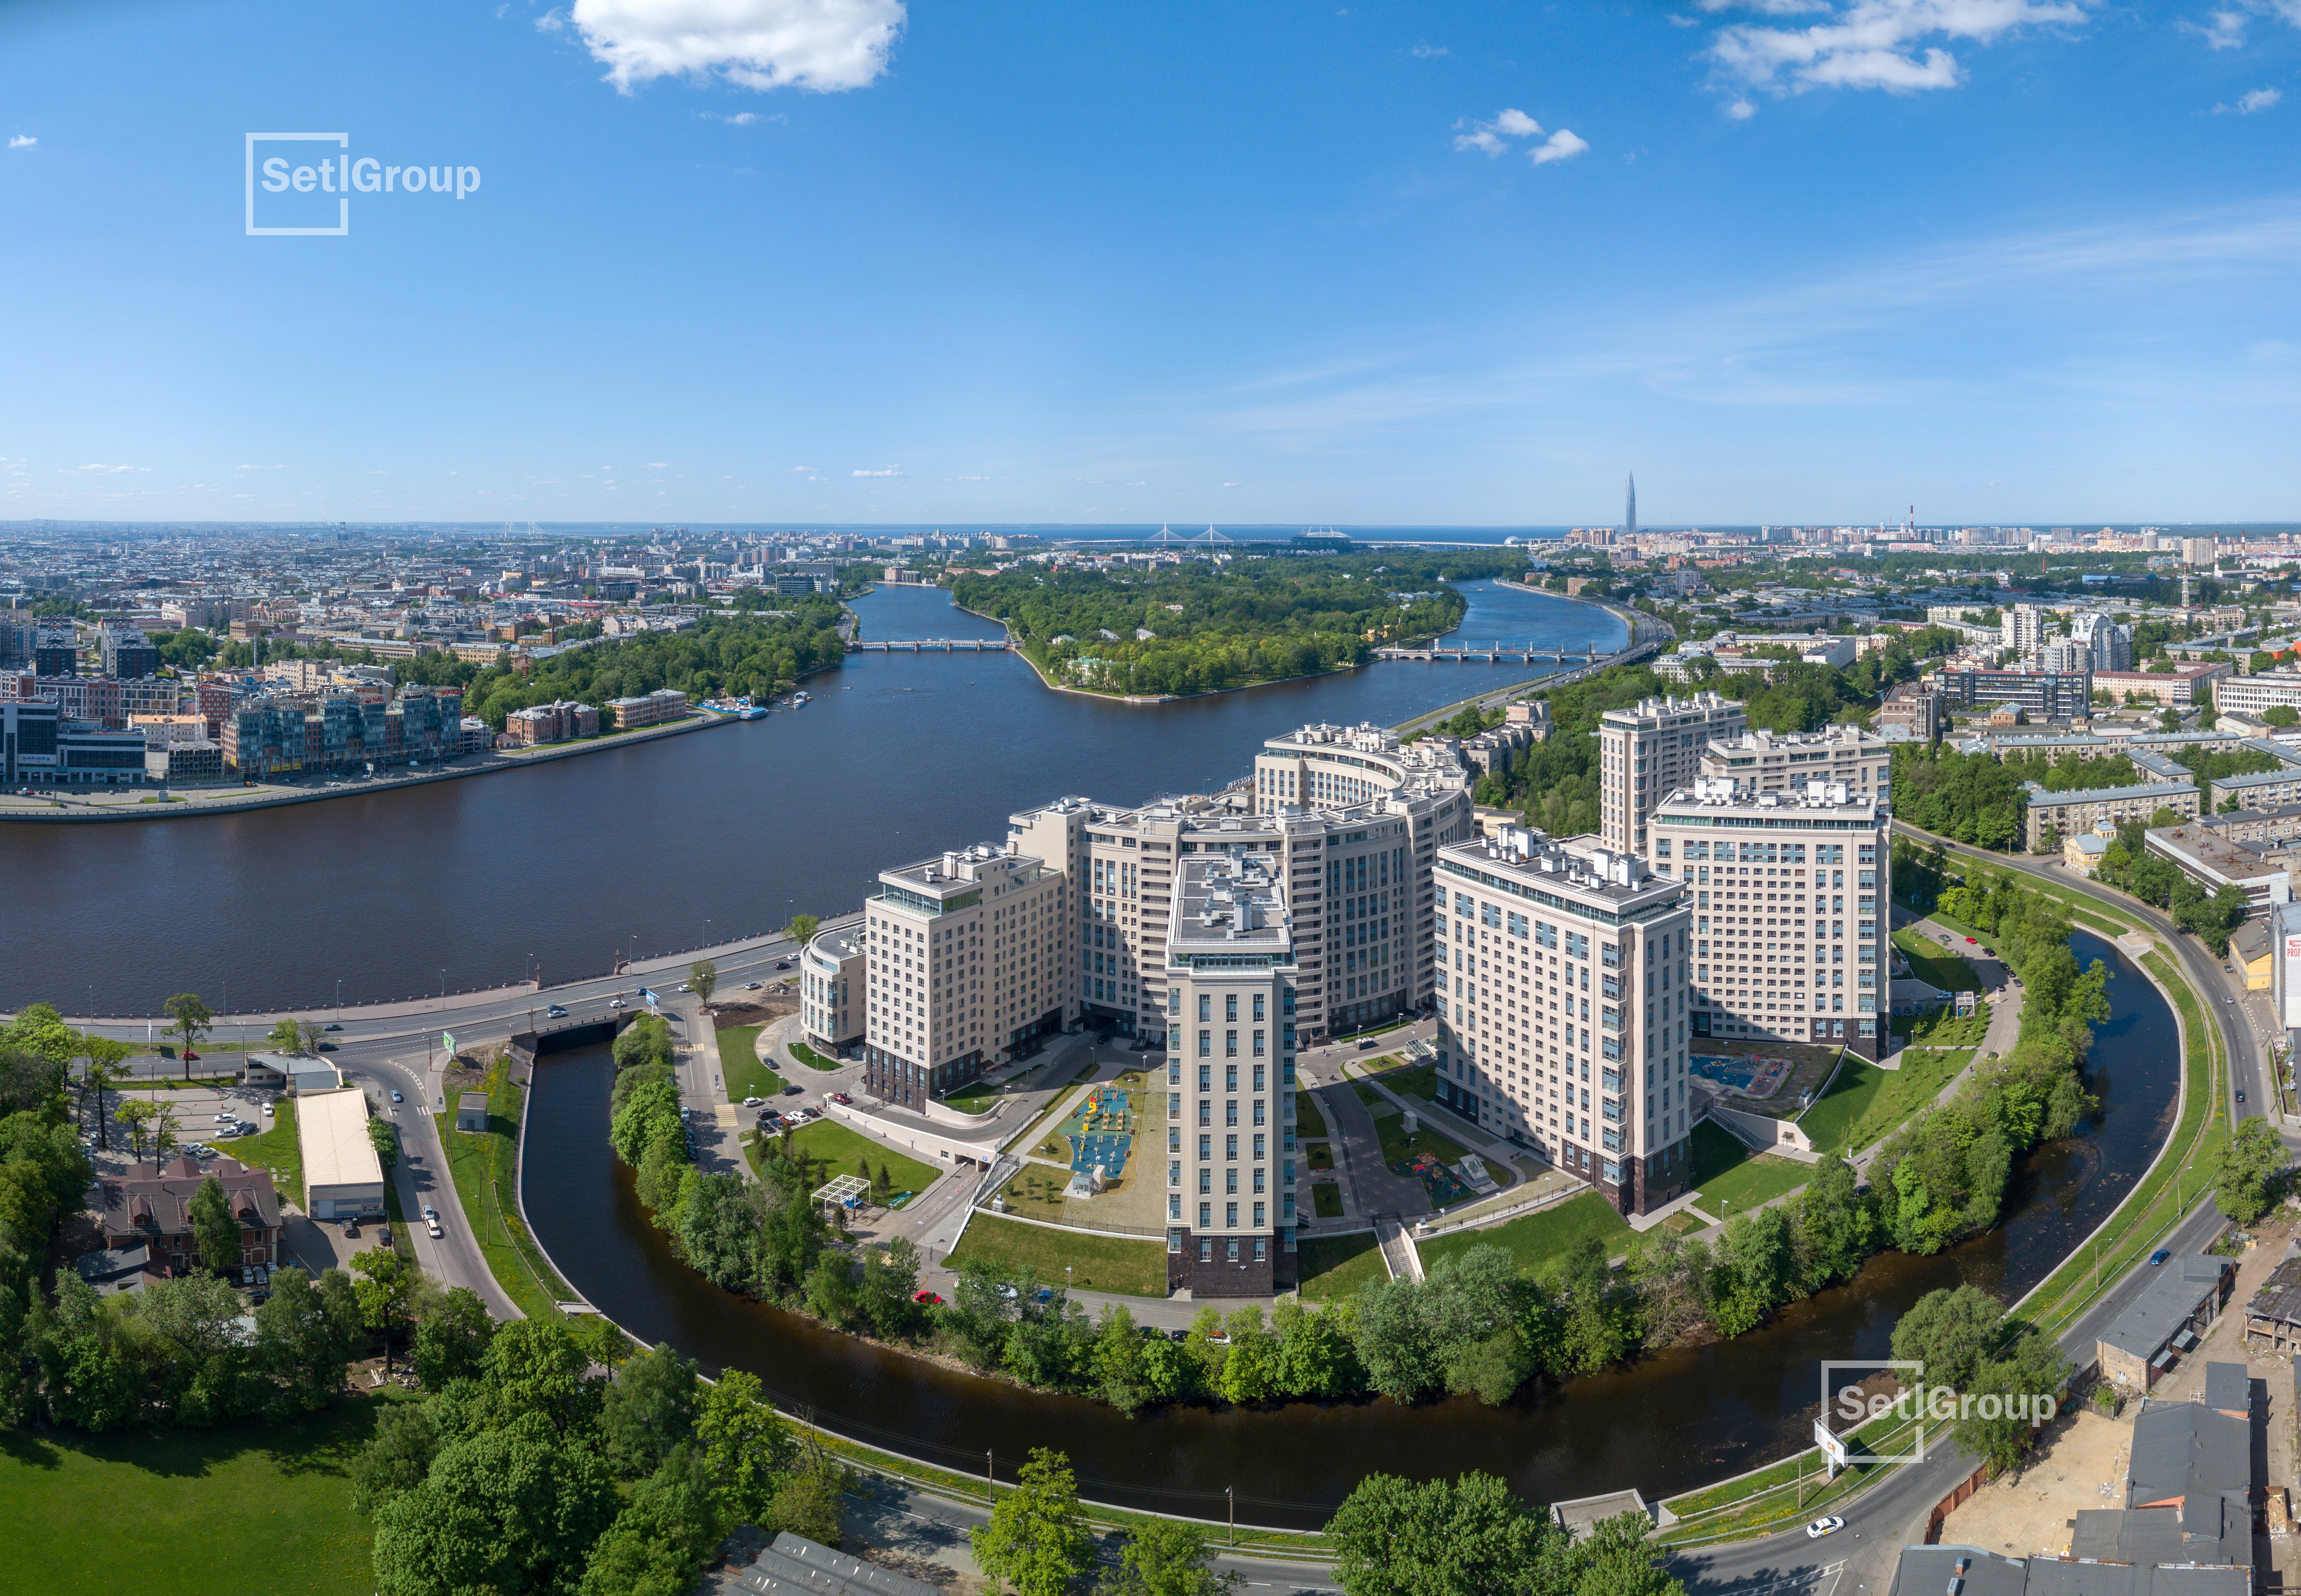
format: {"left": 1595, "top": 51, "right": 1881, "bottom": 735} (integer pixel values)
{"left": 2024, "top": 781, "right": 2200, "bottom": 850}
{"left": 1598, "top": 692, "right": 1746, "bottom": 853}
{"left": 801, "top": 926, "right": 865, "bottom": 1055}
{"left": 1695, "top": 724, "right": 1891, "bottom": 808}
{"left": 1430, "top": 827, "right": 1695, "bottom": 1213}
{"left": 1649, "top": 778, "right": 1891, "bottom": 1058}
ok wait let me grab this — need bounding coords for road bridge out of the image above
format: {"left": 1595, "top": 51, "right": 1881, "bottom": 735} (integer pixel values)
{"left": 847, "top": 638, "right": 1013, "bottom": 652}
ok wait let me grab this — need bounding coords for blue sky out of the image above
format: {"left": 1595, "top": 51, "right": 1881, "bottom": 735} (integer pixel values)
{"left": 1, "top": 0, "right": 2295, "bottom": 527}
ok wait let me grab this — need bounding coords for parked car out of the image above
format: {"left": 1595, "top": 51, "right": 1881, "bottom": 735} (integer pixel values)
{"left": 341, "top": 1218, "right": 360, "bottom": 1239}
{"left": 377, "top": 1225, "right": 393, "bottom": 1248}
{"left": 2149, "top": 1248, "right": 2171, "bottom": 1265}
{"left": 743, "top": 1095, "right": 764, "bottom": 1107}
{"left": 1806, "top": 1516, "right": 1844, "bottom": 1539}
{"left": 745, "top": 981, "right": 762, "bottom": 991}
{"left": 829, "top": 1092, "right": 852, "bottom": 1106}
{"left": 1357, "top": 1037, "right": 1376, "bottom": 1049}
{"left": 912, "top": 1290, "right": 943, "bottom": 1305}
{"left": 545, "top": 1004, "right": 568, "bottom": 1018}
{"left": 214, "top": 1112, "right": 237, "bottom": 1124}
{"left": 390, "top": 1090, "right": 403, "bottom": 1104}
{"left": 262, "top": 1100, "right": 276, "bottom": 1116}
{"left": 236, "top": 1122, "right": 259, "bottom": 1136}
{"left": 783, "top": 1083, "right": 802, "bottom": 1096}
{"left": 1166, "top": 1328, "right": 1189, "bottom": 1343}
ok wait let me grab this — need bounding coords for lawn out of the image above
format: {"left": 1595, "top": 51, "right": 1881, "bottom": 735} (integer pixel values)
{"left": 1893, "top": 928, "right": 1982, "bottom": 993}
{"left": 943, "top": 1077, "right": 1009, "bottom": 1113}
{"left": 1294, "top": 1090, "right": 1329, "bottom": 1139}
{"left": 946, "top": 1213, "right": 1168, "bottom": 1296}
{"left": 1796, "top": 1056, "right": 1887, "bottom": 1153}
{"left": 1296, "top": 1231, "right": 1387, "bottom": 1302}
{"left": 1305, "top": 1141, "right": 1334, "bottom": 1170}
{"left": 1689, "top": 1121, "right": 1813, "bottom": 1216}
{"left": 1311, "top": 1182, "right": 1345, "bottom": 1218}
{"left": 1418, "top": 1191, "right": 1630, "bottom": 1275}
{"left": 716, "top": 1024, "right": 785, "bottom": 1103}
{"left": 996, "top": 1165, "right": 1076, "bottom": 1220}
{"left": 230, "top": 1098, "right": 302, "bottom": 1210}
{"left": 1367, "top": 1059, "right": 1440, "bottom": 1101}
{"left": 435, "top": 1063, "right": 575, "bottom": 1319}
{"left": 0, "top": 1396, "right": 401, "bottom": 1595}
{"left": 1818, "top": 1046, "right": 1975, "bottom": 1154}
{"left": 788, "top": 1041, "right": 842, "bottom": 1072}
{"left": 780, "top": 1117, "right": 941, "bottom": 1198}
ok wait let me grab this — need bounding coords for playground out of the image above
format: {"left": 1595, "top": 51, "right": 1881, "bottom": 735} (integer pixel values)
{"left": 1058, "top": 1082, "right": 1136, "bottom": 1180}
{"left": 1690, "top": 1053, "right": 1793, "bottom": 1097}
{"left": 1392, "top": 1148, "right": 1473, "bottom": 1207}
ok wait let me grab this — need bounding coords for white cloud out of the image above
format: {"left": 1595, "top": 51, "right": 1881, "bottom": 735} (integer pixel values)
{"left": 1453, "top": 108, "right": 1558, "bottom": 156}
{"left": 568, "top": 0, "right": 904, "bottom": 93}
{"left": 1530, "top": 128, "right": 1591, "bottom": 163}
{"left": 1670, "top": 14, "right": 1704, "bottom": 27}
{"left": 69, "top": 464, "right": 143, "bottom": 473}
{"left": 7, "top": 135, "right": 34, "bottom": 149}
{"left": 1708, "top": 0, "right": 2086, "bottom": 99}
{"left": 1412, "top": 41, "right": 1448, "bottom": 56}
{"left": 787, "top": 464, "right": 811, "bottom": 470}
{"left": 851, "top": 466, "right": 901, "bottom": 477}
{"left": 1221, "top": 481, "right": 1241, "bottom": 487}
{"left": 2200, "top": 8, "right": 2249, "bottom": 46}
{"left": 535, "top": 8, "right": 566, "bottom": 31}
{"left": 2215, "top": 85, "right": 2283, "bottom": 110}
{"left": 646, "top": 460, "right": 669, "bottom": 467}
{"left": 946, "top": 474, "right": 990, "bottom": 481}
{"left": 1727, "top": 96, "right": 1759, "bottom": 116}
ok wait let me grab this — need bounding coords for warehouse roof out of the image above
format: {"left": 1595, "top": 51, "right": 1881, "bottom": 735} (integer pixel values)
{"left": 296, "top": 1086, "right": 383, "bottom": 1192}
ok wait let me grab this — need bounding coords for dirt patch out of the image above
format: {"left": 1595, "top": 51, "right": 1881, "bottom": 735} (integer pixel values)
{"left": 441, "top": 1065, "right": 489, "bottom": 1096}
{"left": 713, "top": 1000, "right": 795, "bottom": 1026}
{"left": 1938, "top": 1407, "right": 2130, "bottom": 1558}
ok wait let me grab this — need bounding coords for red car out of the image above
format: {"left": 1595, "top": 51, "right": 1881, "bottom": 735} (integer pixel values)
{"left": 829, "top": 1092, "right": 852, "bottom": 1105}
{"left": 913, "top": 1290, "right": 943, "bottom": 1306}
{"left": 1965, "top": 937, "right": 1977, "bottom": 944}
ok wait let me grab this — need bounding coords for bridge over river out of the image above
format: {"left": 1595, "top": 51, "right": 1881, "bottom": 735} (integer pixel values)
{"left": 847, "top": 637, "right": 1014, "bottom": 652}
{"left": 1375, "top": 639, "right": 1607, "bottom": 663}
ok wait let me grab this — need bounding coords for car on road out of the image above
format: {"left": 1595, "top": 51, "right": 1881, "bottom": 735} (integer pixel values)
{"left": 182, "top": 1050, "right": 199, "bottom": 1062}
{"left": 912, "top": 1290, "right": 943, "bottom": 1306}
{"left": 422, "top": 1205, "right": 438, "bottom": 1221}
{"left": 426, "top": 1216, "right": 443, "bottom": 1238}
{"left": 775, "top": 960, "right": 790, "bottom": 970}
{"left": 323, "top": 1022, "right": 342, "bottom": 1032}
{"left": 2150, "top": 1248, "right": 2172, "bottom": 1265}
{"left": 546, "top": 1004, "right": 568, "bottom": 1018}
{"left": 1357, "top": 1037, "right": 1376, "bottom": 1049}
{"left": 783, "top": 1083, "right": 802, "bottom": 1095}
{"left": 2236, "top": 1090, "right": 2246, "bottom": 1103}
{"left": 390, "top": 1090, "right": 403, "bottom": 1104}
{"left": 1965, "top": 937, "right": 1977, "bottom": 944}
{"left": 829, "top": 1092, "right": 852, "bottom": 1106}
{"left": 609, "top": 997, "right": 625, "bottom": 1009}
{"left": 676, "top": 981, "right": 691, "bottom": 993}
{"left": 743, "top": 1095, "right": 764, "bottom": 1107}
{"left": 262, "top": 1100, "right": 275, "bottom": 1116}
{"left": 745, "top": 981, "right": 762, "bottom": 990}
{"left": 1805, "top": 1516, "right": 1844, "bottom": 1539}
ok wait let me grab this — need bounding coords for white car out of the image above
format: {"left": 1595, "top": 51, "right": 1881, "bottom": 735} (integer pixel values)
{"left": 214, "top": 1112, "right": 237, "bottom": 1124}
{"left": 426, "top": 1216, "right": 443, "bottom": 1238}
{"left": 262, "top": 1100, "right": 276, "bottom": 1117}
{"left": 422, "top": 1204, "right": 439, "bottom": 1221}
{"left": 743, "top": 1095, "right": 764, "bottom": 1107}
{"left": 1805, "top": 1516, "right": 1845, "bottom": 1539}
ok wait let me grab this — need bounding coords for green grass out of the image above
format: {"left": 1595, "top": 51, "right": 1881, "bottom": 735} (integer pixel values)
{"left": 229, "top": 1098, "right": 302, "bottom": 1210}
{"left": 1296, "top": 1231, "right": 1387, "bottom": 1301}
{"left": 1829, "top": 1047, "right": 1974, "bottom": 1153}
{"left": 1311, "top": 1182, "right": 1345, "bottom": 1217}
{"left": 716, "top": 1025, "right": 785, "bottom": 1103}
{"left": 0, "top": 1395, "right": 403, "bottom": 1594}
{"left": 1305, "top": 1141, "right": 1334, "bottom": 1170}
{"left": 1372, "top": 1112, "right": 1470, "bottom": 1170}
{"left": 946, "top": 1213, "right": 1167, "bottom": 1296}
{"left": 780, "top": 1117, "right": 942, "bottom": 1196}
{"left": 1294, "top": 1090, "right": 1329, "bottom": 1139}
{"left": 1418, "top": 1191, "right": 1630, "bottom": 1275}
{"left": 1796, "top": 1056, "right": 1886, "bottom": 1153}
{"left": 787, "top": 1041, "right": 842, "bottom": 1072}
{"left": 1689, "top": 1121, "right": 1813, "bottom": 1215}
{"left": 434, "top": 1064, "right": 574, "bottom": 1319}
{"left": 943, "top": 1078, "right": 1007, "bottom": 1113}
{"left": 1368, "top": 1059, "right": 1440, "bottom": 1100}
{"left": 1892, "top": 927, "right": 1981, "bottom": 992}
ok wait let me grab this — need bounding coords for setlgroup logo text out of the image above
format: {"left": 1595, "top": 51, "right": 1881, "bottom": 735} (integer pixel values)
{"left": 245, "top": 133, "right": 482, "bottom": 236}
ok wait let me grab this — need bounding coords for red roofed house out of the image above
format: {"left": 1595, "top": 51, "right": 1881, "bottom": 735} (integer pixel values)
{"left": 95, "top": 1155, "right": 283, "bottom": 1275}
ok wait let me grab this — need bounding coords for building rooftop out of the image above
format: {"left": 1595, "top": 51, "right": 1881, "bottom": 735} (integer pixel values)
{"left": 1169, "top": 855, "right": 1293, "bottom": 959}
{"left": 2024, "top": 781, "right": 2196, "bottom": 807}
{"left": 298, "top": 1086, "right": 384, "bottom": 1192}
{"left": 2101, "top": 1255, "right": 2231, "bottom": 1358}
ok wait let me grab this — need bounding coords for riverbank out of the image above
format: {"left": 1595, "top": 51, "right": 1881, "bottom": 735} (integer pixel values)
{"left": 0, "top": 707, "right": 741, "bottom": 825}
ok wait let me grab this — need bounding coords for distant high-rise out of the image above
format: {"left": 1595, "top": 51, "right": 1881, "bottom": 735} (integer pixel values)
{"left": 1625, "top": 473, "right": 1638, "bottom": 540}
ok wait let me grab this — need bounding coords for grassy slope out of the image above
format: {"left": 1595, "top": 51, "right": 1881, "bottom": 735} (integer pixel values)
{"left": 0, "top": 1398, "right": 401, "bottom": 1595}
{"left": 1296, "top": 1232, "right": 1386, "bottom": 1301}
{"left": 1417, "top": 1191, "right": 1629, "bottom": 1275}
{"left": 1892, "top": 927, "right": 1982, "bottom": 992}
{"left": 716, "top": 1024, "right": 785, "bottom": 1102}
{"left": 1795, "top": 1057, "right": 1885, "bottom": 1153}
{"left": 946, "top": 1213, "right": 1167, "bottom": 1296}
{"left": 1311, "top": 1183, "right": 1345, "bottom": 1217}
{"left": 782, "top": 1117, "right": 941, "bottom": 1196}
{"left": 434, "top": 1066, "right": 572, "bottom": 1319}
{"left": 1688, "top": 1120, "right": 1812, "bottom": 1214}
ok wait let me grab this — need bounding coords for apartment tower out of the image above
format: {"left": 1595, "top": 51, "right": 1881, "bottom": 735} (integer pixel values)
{"left": 1598, "top": 692, "right": 1746, "bottom": 855}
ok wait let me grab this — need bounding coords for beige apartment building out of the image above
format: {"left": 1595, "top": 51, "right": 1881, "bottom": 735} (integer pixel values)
{"left": 1697, "top": 725, "right": 1891, "bottom": 808}
{"left": 859, "top": 844, "right": 1070, "bottom": 1110}
{"left": 1599, "top": 692, "right": 1747, "bottom": 854}
{"left": 800, "top": 925, "right": 865, "bottom": 1056}
{"left": 1647, "top": 778, "right": 1891, "bottom": 1059}
{"left": 1431, "top": 829, "right": 1694, "bottom": 1216}
{"left": 1161, "top": 853, "right": 1300, "bottom": 1295}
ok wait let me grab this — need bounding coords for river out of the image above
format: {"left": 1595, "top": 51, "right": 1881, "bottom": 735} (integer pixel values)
{"left": 1, "top": 579, "right": 1621, "bottom": 1016}
{"left": 519, "top": 928, "right": 2177, "bottom": 1527}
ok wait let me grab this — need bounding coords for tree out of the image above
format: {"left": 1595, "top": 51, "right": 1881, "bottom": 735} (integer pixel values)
{"left": 368, "top": 1412, "right": 621, "bottom": 1596}
{"left": 2216, "top": 1115, "right": 2291, "bottom": 1224}
{"left": 350, "top": 1399, "right": 441, "bottom": 1514}
{"left": 773, "top": 1459, "right": 847, "bottom": 1545}
{"left": 2267, "top": 705, "right": 2300, "bottom": 728}
{"left": 188, "top": 1173, "right": 243, "bottom": 1274}
{"left": 788, "top": 913, "right": 821, "bottom": 947}
{"left": 163, "top": 992, "right": 213, "bottom": 1081}
{"left": 300, "top": 1019, "right": 327, "bottom": 1054}
{"left": 694, "top": 1368, "right": 794, "bottom": 1530}
{"left": 352, "top": 1246, "right": 418, "bottom": 1374}
{"left": 116, "top": 1097, "right": 160, "bottom": 1162}
{"left": 601, "top": 1341, "right": 701, "bottom": 1477}
{"left": 362, "top": 1111, "right": 403, "bottom": 1174}
{"left": 971, "top": 1446, "right": 1093, "bottom": 1596}
{"left": 254, "top": 1266, "right": 359, "bottom": 1410}
{"left": 688, "top": 959, "right": 718, "bottom": 1006}
{"left": 1100, "top": 1518, "right": 1240, "bottom": 1596}
{"left": 579, "top": 1446, "right": 723, "bottom": 1596}
{"left": 1326, "top": 1471, "right": 1559, "bottom": 1596}
{"left": 410, "top": 1285, "right": 495, "bottom": 1389}
{"left": 76, "top": 1033, "right": 131, "bottom": 1150}
{"left": 266, "top": 1018, "right": 304, "bottom": 1053}
{"left": 1890, "top": 1284, "right": 2003, "bottom": 1389}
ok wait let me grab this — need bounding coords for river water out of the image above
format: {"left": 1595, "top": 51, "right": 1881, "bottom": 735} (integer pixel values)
{"left": 1, "top": 580, "right": 1620, "bottom": 1016}
{"left": 521, "top": 929, "right": 2176, "bottom": 1526}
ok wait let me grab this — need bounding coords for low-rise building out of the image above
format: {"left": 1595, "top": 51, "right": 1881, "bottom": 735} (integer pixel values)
{"left": 2025, "top": 781, "right": 2198, "bottom": 850}
{"left": 2096, "top": 1253, "right": 2232, "bottom": 1390}
{"left": 2208, "top": 765, "right": 2301, "bottom": 814}
{"left": 1932, "top": 666, "right": 2093, "bottom": 722}
{"left": 146, "top": 738, "right": 226, "bottom": 785}
{"left": 504, "top": 699, "right": 600, "bottom": 745}
{"left": 73, "top": 1243, "right": 163, "bottom": 1298}
{"left": 802, "top": 926, "right": 866, "bottom": 1056}
{"left": 95, "top": 1155, "right": 283, "bottom": 1275}
{"left": 606, "top": 688, "right": 688, "bottom": 729}
{"left": 2064, "top": 831, "right": 2111, "bottom": 876}
{"left": 2144, "top": 819, "right": 2298, "bottom": 910}
{"left": 298, "top": 1086, "right": 386, "bottom": 1220}
{"left": 2215, "top": 669, "right": 2301, "bottom": 719}
{"left": 2093, "top": 662, "right": 2228, "bottom": 707}
{"left": 2231, "top": 919, "right": 2273, "bottom": 990}
{"left": 457, "top": 1092, "right": 489, "bottom": 1132}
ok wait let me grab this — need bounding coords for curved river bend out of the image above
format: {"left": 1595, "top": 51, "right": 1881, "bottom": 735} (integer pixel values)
{"left": 522, "top": 929, "right": 2176, "bottom": 1528}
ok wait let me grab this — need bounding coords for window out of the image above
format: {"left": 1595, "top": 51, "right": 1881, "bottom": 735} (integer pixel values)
{"left": 1252, "top": 1064, "right": 1265, "bottom": 1091}
{"left": 1225, "top": 1133, "right": 1238, "bottom": 1159}
{"left": 1252, "top": 993, "right": 1265, "bottom": 1022}
{"left": 1225, "top": 1203, "right": 1238, "bottom": 1229}
{"left": 1226, "top": 994, "right": 1238, "bottom": 1022}
{"left": 1197, "top": 1134, "right": 1210, "bottom": 1159}
{"left": 1506, "top": 911, "right": 1529, "bottom": 940}
{"left": 1167, "top": 1059, "right": 1180, "bottom": 1084}
{"left": 1197, "top": 1030, "right": 1210, "bottom": 1058}
{"left": 1252, "top": 1029, "right": 1265, "bottom": 1057}
{"left": 1198, "top": 1236, "right": 1212, "bottom": 1260}
{"left": 1225, "top": 1029, "right": 1238, "bottom": 1057}
{"left": 1481, "top": 902, "right": 1501, "bottom": 928}
{"left": 1169, "top": 1161, "right": 1181, "bottom": 1187}
{"left": 1198, "top": 1064, "right": 1211, "bottom": 1090}
{"left": 1197, "top": 994, "right": 1210, "bottom": 1022}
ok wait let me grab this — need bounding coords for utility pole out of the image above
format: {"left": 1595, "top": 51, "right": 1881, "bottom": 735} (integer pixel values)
{"left": 1227, "top": 1486, "right": 1235, "bottom": 1546}
{"left": 985, "top": 1449, "right": 994, "bottom": 1507}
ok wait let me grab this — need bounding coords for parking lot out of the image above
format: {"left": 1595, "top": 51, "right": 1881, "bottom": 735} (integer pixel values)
{"left": 95, "top": 1078, "right": 283, "bottom": 1170}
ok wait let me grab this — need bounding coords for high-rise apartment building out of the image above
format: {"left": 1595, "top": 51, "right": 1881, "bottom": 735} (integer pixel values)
{"left": 1647, "top": 777, "right": 1890, "bottom": 1060}
{"left": 1598, "top": 692, "right": 1746, "bottom": 854}
{"left": 859, "top": 843, "right": 1068, "bottom": 1110}
{"left": 1697, "top": 725, "right": 1891, "bottom": 808}
{"left": 1163, "top": 853, "right": 1299, "bottom": 1296}
{"left": 99, "top": 623, "right": 159, "bottom": 680}
{"left": 1625, "top": 472, "right": 1638, "bottom": 541}
{"left": 2001, "top": 603, "right": 2045, "bottom": 657}
{"left": 2069, "top": 613, "right": 2134, "bottom": 673}
{"left": 1431, "top": 828, "right": 1694, "bottom": 1215}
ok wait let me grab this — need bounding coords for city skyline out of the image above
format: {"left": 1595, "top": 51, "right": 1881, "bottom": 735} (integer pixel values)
{"left": 2, "top": 1, "right": 2296, "bottom": 524}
